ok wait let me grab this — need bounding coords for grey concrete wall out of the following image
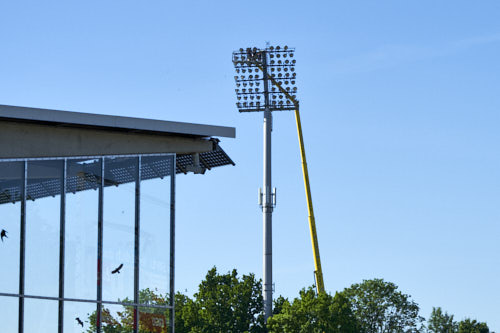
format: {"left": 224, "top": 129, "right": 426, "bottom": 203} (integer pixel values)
{"left": 0, "top": 120, "right": 213, "bottom": 158}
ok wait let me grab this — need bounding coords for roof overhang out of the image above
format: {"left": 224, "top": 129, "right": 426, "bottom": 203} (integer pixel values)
{"left": 0, "top": 104, "right": 235, "bottom": 173}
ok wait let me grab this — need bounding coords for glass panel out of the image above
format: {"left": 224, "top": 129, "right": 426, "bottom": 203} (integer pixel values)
{"left": 100, "top": 303, "right": 135, "bottom": 332}
{"left": 24, "top": 298, "right": 58, "bottom": 332}
{"left": 0, "top": 161, "right": 23, "bottom": 293}
{"left": 138, "top": 306, "right": 169, "bottom": 333}
{"left": 96, "top": 304, "right": 169, "bottom": 333}
{"left": 139, "top": 155, "right": 172, "bottom": 306}
{"left": 103, "top": 157, "right": 137, "bottom": 303}
{"left": 0, "top": 296, "right": 18, "bottom": 331}
{"left": 65, "top": 158, "right": 100, "bottom": 300}
{"left": 26, "top": 160, "right": 63, "bottom": 297}
{"left": 64, "top": 301, "right": 97, "bottom": 333}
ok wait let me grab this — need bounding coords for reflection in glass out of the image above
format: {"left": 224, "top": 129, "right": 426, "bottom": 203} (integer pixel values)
{"left": 0, "top": 296, "right": 18, "bottom": 331}
{"left": 64, "top": 301, "right": 97, "bottom": 333}
{"left": 65, "top": 158, "right": 100, "bottom": 300}
{"left": 26, "top": 160, "right": 63, "bottom": 297}
{"left": 138, "top": 306, "right": 169, "bottom": 333}
{"left": 0, "top": 161, "right": 23, "bottom": 293}
{"left": 140, "top": 156, "right": 172, "bottom": 304}
{"left": 24, "top": 298, "right": 58, "bottom": 332}
{"left": 103, "top": 157, "right": 137, "bottom": 303}
{"left": 87, "top": 303, "right": 168, "bottom": 333}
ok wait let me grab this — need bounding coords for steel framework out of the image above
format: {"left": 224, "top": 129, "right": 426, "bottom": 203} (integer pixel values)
{"left": 0, "top": 153, "right": 176, "bottom": 333}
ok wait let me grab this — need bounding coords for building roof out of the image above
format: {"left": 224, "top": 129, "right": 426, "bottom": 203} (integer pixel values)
{"left": 0, "top": 104, "right": 235, "bottom": 138}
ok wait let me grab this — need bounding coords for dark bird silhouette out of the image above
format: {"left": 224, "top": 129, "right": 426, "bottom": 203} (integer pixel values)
{"left": 76, "top": 317, "right": 83, "bottom": 327}
{"left": 1, "top": 229, "right": 7, "bottom": 242}
{"left": 112, "top": 263, "right": 123, "bottom": 274}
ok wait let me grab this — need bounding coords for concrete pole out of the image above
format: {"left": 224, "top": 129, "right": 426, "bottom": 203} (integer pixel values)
{"left": 262, "top": 52, "right": 273, "bottom": 321}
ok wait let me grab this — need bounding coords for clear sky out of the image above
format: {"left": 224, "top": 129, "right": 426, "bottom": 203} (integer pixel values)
{"left": 1, "top": 0, "right": 499, "bottom": 330}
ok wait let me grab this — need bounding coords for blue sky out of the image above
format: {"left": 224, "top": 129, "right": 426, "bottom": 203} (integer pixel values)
{"left": 1, "top": 0, "right": 499, "bottom": 330}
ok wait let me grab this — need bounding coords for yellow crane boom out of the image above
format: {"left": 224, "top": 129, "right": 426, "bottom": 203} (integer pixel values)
{"left": 294, "top": 108, "right": 325, "bottom": 294}
{"left": 256, "top": 64, "right": 325, "bottom": 293}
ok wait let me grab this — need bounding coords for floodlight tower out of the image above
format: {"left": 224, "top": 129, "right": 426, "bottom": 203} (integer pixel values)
{"left": 232, "top": 46, "right": 298, "bottom": 320}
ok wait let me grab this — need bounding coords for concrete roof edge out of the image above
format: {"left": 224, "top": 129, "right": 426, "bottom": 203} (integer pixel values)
{"left": 0, "top": 104, "right": 236, "bottom": 138}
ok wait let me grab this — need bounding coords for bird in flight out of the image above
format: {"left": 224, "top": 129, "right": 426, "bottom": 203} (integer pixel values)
{"left": 1, "top": 229, "right": 7, "bottom": 242}
{"left": 75, "top": 317, "right": 84, "bottom": 327}
{"left": 112, "top": 263, "right": 123, "bottom": 274}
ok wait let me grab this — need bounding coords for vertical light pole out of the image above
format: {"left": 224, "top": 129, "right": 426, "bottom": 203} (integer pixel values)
{"left": 232, "top": 46, "right": 297, "bottom": 321}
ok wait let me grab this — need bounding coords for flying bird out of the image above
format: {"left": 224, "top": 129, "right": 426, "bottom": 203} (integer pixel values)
{"left": 112, "top": 263, "right": 123, "bottom": 274}
{"left": 1, "top": 229, "right": 7, "bottom": 242}
{"left": 76, "top": 317, "right": 84, "bottom": 327}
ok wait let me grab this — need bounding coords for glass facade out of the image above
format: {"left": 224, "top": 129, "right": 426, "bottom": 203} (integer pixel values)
{"left": 0, "top": 154, "right": 175, "bottom": 333}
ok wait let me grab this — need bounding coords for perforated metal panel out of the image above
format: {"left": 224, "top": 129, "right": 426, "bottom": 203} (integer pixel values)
{"left": 0, "top": 145, "right": 234, "bottom": 205}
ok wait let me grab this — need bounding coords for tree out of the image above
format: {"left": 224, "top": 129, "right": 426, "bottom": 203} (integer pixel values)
{"left": 457, "top": 318, "right": 489, "bottom": 333}
{"left": 427, "top": 307, "right": 457, "bottom": 333}
{"left": 267, "top": 287, "right": 359, "bottom": 333}
{"left": 340, "top": 278, "right": 424, "bottom": 333}
{"left": 182, "top": 266, "right": 266, "bottom": 332}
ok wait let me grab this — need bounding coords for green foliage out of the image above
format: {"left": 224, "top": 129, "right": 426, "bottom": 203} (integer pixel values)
{"left": 427, "top": 307, "right": 457, "bottom": 333}
{"left": 340, "top": 278, "right": 424, "bottom": 333}
{"left": 181, "top": 266, "right": 265, "bottom": 332}
{"left": 267, "top": 287, "right": 359, "bottom": 333}
{"left": 457, "top": 318, "right": 489, "bottom": 333}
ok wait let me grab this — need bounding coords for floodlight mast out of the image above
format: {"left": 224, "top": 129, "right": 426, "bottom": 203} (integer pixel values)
{"left": 232, "top": 46, "right": 325, "bottom": 322}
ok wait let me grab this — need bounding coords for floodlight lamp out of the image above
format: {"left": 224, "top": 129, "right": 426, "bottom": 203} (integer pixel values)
{"left": 270, "top": 60, "right": 275, "bottom": 65}
{"left": 242, "top": 69, "right": 246, "bottom": 73}
{"left": 234, "top": 76, "right": 238, "bottom": 80}
{"left": 244, "top": 96, "right": 248, "bottom": 100}
{"left": 243, "top": 102, "right": 248, "bottom": 107}
{"left": 293, "top": 87, "right": 297, "bottom": 92}
{"left": 292, "top": 59, "right": 296, "bottom": 64}
{"left": 270, "top": 46, "right": 274, "bottom": 50}
{"left": 284, "top": 67, "right": 288, "bottom": 72}
{"left": 239, "top": 48, "right": 244, "bottom": 52}
{"left": 284, "top": 45, "right": 288, "bottom": 50}
{"left": 270, "top": 54, "right": 274, "bottom": 58}
{"left": 243, "top": 82, "right": 247, "bottom": 87}
{"left": 276, "top": 53, "right": 281, "bottom": 58}
{"left": 255, "top": 75, "right": 259, "bottom": 79}
{"left": 271, "top": 68, "right": 275, "bottom": 72}
{"left": 256, "top": 101, "right": 261, "bottom": 106}
{"left": 290, "top": 53, "right": 294, "bottom": 57}
{"left": 278, "top": 73, "right": 282, "bottom": 78}
{"left": 242, "top": 88, "right": 247, "bottom": 93}
{"left": 237, "top": 96, "right": 241, "bottom": 100}
{"left": 276, "top": 46, "right": 281, "bottom": 50}
{"left": 277, "top": 67, "right": 281, "bottom": 72}
{"left": 241, "top": 75, "right": 245, "bottom": 79}
{"left": 286, "top": 86, "right": 290, "bottom": 91}
{"left": 283, "top": 53, "right": 287, "bottom": 58}
{"left": 249, "top": 75, "right": 253, "bottom": 79}
{"left": 291, "top": 80, "right": 296, "bottom": 84}
{"left": 257, "top": 95, "right": 261, "bottom": 99}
